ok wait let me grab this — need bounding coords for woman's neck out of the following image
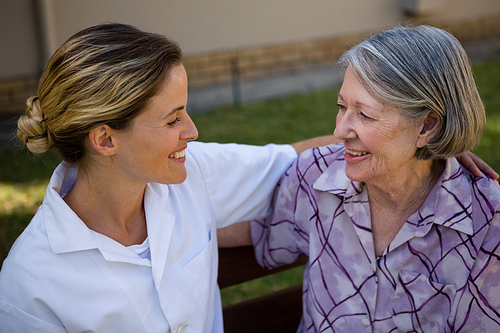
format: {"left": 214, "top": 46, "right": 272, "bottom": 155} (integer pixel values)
{"left": 366, "top": 159, "right": 445, "bottom": 257}
{"left": 63, "top": 165, "right": 148, "bottom": 246}
{"left": 365, "top": 159, "right": 442, "bottom": 212}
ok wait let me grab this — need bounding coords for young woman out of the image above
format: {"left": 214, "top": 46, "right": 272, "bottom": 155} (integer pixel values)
{"left": 0, "top": 23, "right": 334, "bottom": 332}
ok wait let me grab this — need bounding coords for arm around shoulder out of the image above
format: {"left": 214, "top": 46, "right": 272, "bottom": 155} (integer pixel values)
{"left": 290, "top": 135, "right": 340, "bottom": 155}
{"left": 217, "top": 221, "right": 252, "bottom": 247}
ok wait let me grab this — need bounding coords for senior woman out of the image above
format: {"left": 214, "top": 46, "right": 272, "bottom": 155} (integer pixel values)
{"left": 0, "top": 23, "right": 338, "bottom": 333}
{"left": 252, "top": 25, "right": 500, "bottom": 332}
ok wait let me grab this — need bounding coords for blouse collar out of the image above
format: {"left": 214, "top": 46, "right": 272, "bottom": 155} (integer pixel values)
{"left": 312, "top": 156, "right": 474, "bottom": 236}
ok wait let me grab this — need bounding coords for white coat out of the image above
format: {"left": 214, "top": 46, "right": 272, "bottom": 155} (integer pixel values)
{"left": 0, "top": 141, "right": 297, "bottom": 333}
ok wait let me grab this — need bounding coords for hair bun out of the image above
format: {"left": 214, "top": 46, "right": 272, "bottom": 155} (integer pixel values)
{"left": 17, "top": 96, "right": 51, "bottom": 154}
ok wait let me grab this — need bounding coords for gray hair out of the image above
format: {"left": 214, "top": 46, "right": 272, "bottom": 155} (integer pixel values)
{"left": 338, "top": 25, "right": 485, "bottom": 160}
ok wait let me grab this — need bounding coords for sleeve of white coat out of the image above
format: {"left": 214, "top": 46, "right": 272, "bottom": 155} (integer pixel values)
{"left": 0, "top": 299, "right": 68, "bottom": 333}
{"left": 186, "top": 141, "right": 297, "bottom": 228}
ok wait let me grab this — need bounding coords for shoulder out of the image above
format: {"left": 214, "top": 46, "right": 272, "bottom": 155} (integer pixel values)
{"left": 453, "top": 161, "right": 500, "bottom": 242}
{"left": 187, "top": 141, "right": 296, "bottom": 162}
{"left": 472, "top": 173, "right": 500, "bottom": 226}
{"left": 456, "top": 160, "right": 500, "bottom": 210}
{"left": 289, "top": 143, "right": 345, "bottom": 181}
{"left": 185, "top": 141, "right": 296, "bottom": 182}
{"left": 0, "top": 210, "right": 53, "bottom": 298}
{"left": 3, "top": 208, "right": 47, "bottom": 263}
{"left": 296, "top": 143, "right": 345, "bottom": 166}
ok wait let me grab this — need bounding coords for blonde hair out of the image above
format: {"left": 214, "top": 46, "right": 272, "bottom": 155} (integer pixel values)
{"left": 339, "top": 25, "right": 486, "bottom": 159}
{"left": 17, "top": 23, "right": 182, "bottom": 165}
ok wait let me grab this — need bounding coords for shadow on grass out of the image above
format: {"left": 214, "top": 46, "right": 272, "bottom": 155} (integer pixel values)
{"left": 0, "top": 145, "right": 60, "bottom": 183}
{"left": 0, "top": 145, "right": 60, "bottom": 268}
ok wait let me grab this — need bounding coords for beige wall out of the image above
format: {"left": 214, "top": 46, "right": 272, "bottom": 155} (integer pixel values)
{"left": 41, "top": 0, "right": 500, "bottom": 56}
{"left": 411, "top": 0, "right": 500, "bottom": 21}
{"left": 0, "top": 0, "right": 39, "bottom": 78}
{"left": 46, "top": 0, "right": 405, "bottom": 56}
{"left": 4, "top": 0, "right": 500, "bottom": 76}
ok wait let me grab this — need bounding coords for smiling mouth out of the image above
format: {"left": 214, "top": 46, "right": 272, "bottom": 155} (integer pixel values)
{"left": 169, "top": 149, "right": 186, "bottom": 159}
{"left": 346, "top": 149, "right": 369, "bottom": 157}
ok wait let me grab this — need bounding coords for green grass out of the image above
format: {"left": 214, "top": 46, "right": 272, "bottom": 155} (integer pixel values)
{"left": 471, "top": 60, "right": 500, "bottom": 171}
{"left": 192, "top": 88, "right": 337, "bottom": 145}
{"left": 1, "top": 59, "right": 500, "bottom": 306}
{"left": 0, "top": 147, "right": 60, "bottom": 260}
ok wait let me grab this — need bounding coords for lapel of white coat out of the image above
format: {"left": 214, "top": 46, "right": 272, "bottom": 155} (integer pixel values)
{"left": 144, "top": 183, "right": 213, "bottom": 332}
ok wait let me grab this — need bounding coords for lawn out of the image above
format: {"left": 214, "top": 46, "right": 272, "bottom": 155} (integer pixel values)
{"left": 1, "top": 59, "right": 499, "bottom": 306}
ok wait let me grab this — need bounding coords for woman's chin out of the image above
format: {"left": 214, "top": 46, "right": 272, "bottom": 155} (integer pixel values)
{"left": 344, "top": 168, "right": 369, "bottom": 183}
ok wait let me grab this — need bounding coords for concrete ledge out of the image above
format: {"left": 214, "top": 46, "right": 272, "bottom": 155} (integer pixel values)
{"left": 187, "top": 63, "right": 343, "bottom": 113}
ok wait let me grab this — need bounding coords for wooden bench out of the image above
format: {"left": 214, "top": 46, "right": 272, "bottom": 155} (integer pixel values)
{"left": 218, "top": 246, "right": 307, "bottom": 333}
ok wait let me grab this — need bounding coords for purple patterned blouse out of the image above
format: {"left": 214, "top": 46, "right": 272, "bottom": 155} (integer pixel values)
{"left": 251, "top": 144, "right": 500, "bottom": 333}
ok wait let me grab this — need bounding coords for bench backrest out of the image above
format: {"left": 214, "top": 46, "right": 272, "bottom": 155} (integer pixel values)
{"left": 218, "top": 246, "right": 307, "bottom": 333}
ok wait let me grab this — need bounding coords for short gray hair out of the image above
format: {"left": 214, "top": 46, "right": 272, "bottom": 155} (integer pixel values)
{"left": 339, "top": 25, "right": 485, "bottom": 160}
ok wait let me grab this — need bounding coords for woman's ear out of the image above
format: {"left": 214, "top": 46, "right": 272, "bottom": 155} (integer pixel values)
{"left": 416, "top": 111, "right": 441, "bottom": 148}
{"left": 88, "top": 125, "right": 117, "bottom": 156}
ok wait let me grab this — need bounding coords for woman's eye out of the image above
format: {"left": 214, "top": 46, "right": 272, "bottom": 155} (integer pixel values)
{"left": 360, "top": 112, "right": 371, "bottom": 119}
{"left": 337, "top": 104, "right": 346, "bottom": 111}
{"left": 166, "top": 117, "right": 181, "bottom": 127}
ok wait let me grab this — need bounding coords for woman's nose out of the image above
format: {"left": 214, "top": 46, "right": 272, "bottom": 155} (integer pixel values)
{"left": 333, "top": 110, "right": 355, "bottom": 141}
{"left": 181, "top": 113, "right": 199, "bottom": 141}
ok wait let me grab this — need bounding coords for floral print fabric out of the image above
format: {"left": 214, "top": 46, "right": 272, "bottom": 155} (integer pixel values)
{"left": 252, "top": 144, "right": 500, "bottom": 332}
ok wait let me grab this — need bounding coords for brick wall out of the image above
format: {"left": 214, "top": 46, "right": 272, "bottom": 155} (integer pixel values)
{"left": 183, "top": 34, "right": 357, "bottom": 88}
{"left": 0, "top": 77, "right": 37, "bottom": 119}
{"left": 1, "top": 13, "right": 499, "bottom": 117}
{"left": 431, "top": 13, "right": 500, "bottom": 42}
{"left": 183, "top": 13, "right": 500, "bottom": 88}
